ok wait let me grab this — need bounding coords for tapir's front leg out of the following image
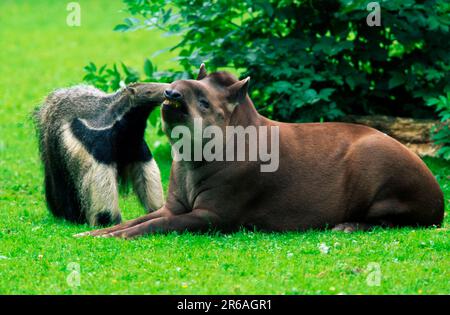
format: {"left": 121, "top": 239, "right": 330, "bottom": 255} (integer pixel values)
{"left": 74, "top": 207, "right": 170, "bottom": 237}
{"left": 103, "top": 209, "right": 221, "bottom": 239}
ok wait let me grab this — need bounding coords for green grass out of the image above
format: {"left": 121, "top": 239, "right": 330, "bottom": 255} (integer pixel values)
{"left": 0, "top": 0, "right": 448, "bottom": 295}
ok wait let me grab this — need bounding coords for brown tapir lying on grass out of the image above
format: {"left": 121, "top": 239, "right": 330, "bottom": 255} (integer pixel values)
{"left": 77, "top": 65, "right": 444, "bottom": 238}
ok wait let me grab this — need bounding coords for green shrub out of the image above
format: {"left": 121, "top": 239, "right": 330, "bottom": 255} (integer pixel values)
{"left": 83, "top": 0, "right": 450, "bottom": 156}
{"left": 426, "top": 93, "right": 450, "bottom": 159}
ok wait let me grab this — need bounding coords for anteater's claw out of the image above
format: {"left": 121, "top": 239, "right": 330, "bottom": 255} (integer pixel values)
{"left": 73, "top": 231, "right": 92, "bottom": 238}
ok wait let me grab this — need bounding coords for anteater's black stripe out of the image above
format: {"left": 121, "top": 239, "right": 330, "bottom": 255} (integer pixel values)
{"left": 70, "top": 117, "right": 153, "bottom": 165}
{"left": 70, "top": 119, "right": 115, "bottom": 164}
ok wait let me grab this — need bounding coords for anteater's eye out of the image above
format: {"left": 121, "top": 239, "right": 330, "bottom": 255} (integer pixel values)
{"left": 199, "top": 99, "right": 210, "bottom": 110}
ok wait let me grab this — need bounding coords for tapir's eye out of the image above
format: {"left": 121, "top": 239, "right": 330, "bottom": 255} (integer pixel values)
{"left": 199, "top": 99, "right": 210, "bottom": 110}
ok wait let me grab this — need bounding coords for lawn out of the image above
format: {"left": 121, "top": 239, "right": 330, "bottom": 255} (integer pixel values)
{"left": 0, "top": 0, "right": 448, "bottom": 295}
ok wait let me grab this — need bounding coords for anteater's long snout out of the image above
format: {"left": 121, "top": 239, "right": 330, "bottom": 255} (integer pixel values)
{"left": 128, "top": 82, "right": 171, "bottom": 105}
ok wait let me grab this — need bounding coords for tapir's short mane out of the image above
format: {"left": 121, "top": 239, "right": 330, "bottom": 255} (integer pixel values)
{"left": 206, "top": 71, "right": 238, "bottom": 88}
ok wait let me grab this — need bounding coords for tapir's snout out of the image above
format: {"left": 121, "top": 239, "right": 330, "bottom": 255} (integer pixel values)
{"left": 164, "top": 88, "right": 183, "bottom": 101}
{"left": 162, "top": 86, "right": 188, "bottom": 113}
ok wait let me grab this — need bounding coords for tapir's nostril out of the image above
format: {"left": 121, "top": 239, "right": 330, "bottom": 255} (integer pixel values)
{"left": 164, "top": 89, "right": 182, "bottom": 100}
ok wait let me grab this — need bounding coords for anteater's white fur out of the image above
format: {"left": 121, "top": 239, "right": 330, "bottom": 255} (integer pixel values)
{"left": 62, "top": 123, "right": 120, "bottom": 225}
{"left": 128, "top": 160, "right": 164, "bottom": 212}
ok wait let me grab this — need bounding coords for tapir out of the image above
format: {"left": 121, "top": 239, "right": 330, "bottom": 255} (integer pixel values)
{"left": 77, "top": 65, "right": 444, "bottom": 238}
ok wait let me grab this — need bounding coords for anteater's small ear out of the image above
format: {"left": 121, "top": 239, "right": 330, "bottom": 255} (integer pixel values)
{"left": 196, "top": 63, "right": 208, "bottom": 80}
{"left": 227, "top": 77, "right": 250, "bottom": 104}
{"left": 125, "top": 85, "right": 137, "bottom": 95}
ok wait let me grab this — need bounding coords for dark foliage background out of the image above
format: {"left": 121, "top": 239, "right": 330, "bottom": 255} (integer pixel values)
{"left": 84, "top": 0, "right": 450, "bottom": 157}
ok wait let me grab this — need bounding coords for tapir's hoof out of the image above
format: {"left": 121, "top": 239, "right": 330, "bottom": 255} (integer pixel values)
{"left": 332, "top": 222, "right": 374, "bottom": 233}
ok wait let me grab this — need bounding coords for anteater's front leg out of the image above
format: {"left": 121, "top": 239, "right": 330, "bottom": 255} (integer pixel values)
{"left": 128, "top": 143, "right": 164, "bottom": 212}
{"left": 81, "top": 162, "right": 122, "bottom": 226}
{"left": 103, "top": 209, "right": 221, "bottom": 239}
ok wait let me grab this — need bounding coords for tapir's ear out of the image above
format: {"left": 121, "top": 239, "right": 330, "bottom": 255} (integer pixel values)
{"left": 196, "top": 63, "right": 208, "bottom": 80}
{"left": 227, "top": 77, "right": 250, "bottom": 104}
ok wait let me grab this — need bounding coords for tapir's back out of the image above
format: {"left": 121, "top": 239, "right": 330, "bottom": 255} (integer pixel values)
{"left": 250, "top": 120, "right": 444, "bottom": 230}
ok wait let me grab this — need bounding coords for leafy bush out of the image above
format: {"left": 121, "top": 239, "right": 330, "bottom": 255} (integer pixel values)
{"left": 83, "top": 62, "right": 139, "bottom": 91}
{"left": 83, "top": 59, "right": 184, "bottom": 91}
{"left": 426, "top": 93, "right": 450, "bottom": 159}
{"left": 83, "top": 0, "right": 450, "bottom": 156}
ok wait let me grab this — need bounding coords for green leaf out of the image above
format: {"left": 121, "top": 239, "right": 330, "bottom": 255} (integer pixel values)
{"left": 113, "top": 24, "right": 130, "bottom": 32}
{"left": 425, "top": 97, "right": 440, "bottom": 106}
{"left": 149, "top": 107, "right": 161, "bottom": 127}
{"left": 144, "top": 59, "right": 154, "bottom": 78}
{"left": 388, "top": 72, "right": 405, "bottom": 89}
{"left": 318, "top": 88, "right": 336, "bottom": 101}
{"left": 345, "top": 76, "right": 356, "bottom": 90}
{"left": 303, "top": 89, "right": 318, "bottom": 103}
